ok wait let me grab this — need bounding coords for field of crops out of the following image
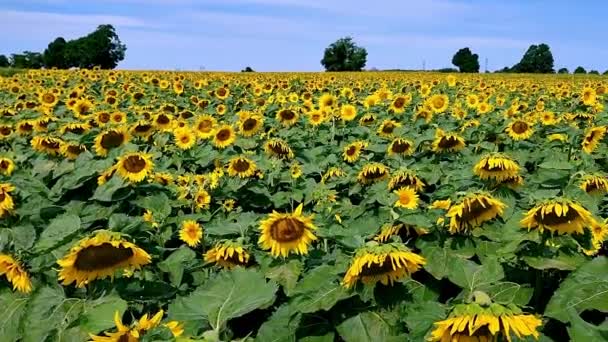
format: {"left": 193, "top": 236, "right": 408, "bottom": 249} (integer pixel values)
{"left": 0, "top": 70, "right": 607, "bottom": 341}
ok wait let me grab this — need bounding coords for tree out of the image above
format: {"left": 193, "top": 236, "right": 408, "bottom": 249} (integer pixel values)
{"left": 43, "top": 37, "right": 68, "bottom": 69}
{"left": 451, "top": 48, "right": 480, "bottom": 73}
{"left": 495, "top": 66, "right": 511, "bottom": 73}
{"left": 574, "top": 66, "right": 587, "bottom": 74}
{"left": 512, "top": 44, "right": 554, "bottom": 73}
{"left": 321, "top": 37, "right": 367, "bottom": 71}
{"left": 0, "top": 55, "right": 9, "bottom": 68}
{"left": 589, "top": 70, "right": 600, "bottom": 75}
{"left": 10, "top": 51, "right": 43, "bottom": 69}
{"left": 603, "top": 70, "right": 608, "bottom": 75}
{"left": 557, "top": 68, "right": 569, "bottom": 74}
{"left": 66, "top": 24, "right": 126, "bottom": 69}
{"left": 241, "top": 66, "right": 254, "bottom": 72}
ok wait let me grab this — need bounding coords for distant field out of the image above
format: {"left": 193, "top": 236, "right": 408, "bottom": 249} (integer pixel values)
{"left": 0, "top": 70, "right": 606, "bottom": 341}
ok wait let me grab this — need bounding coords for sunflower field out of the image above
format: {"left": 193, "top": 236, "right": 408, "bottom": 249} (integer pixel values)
{"left": 0, "top": 70, "right": 607, "bottom": 342}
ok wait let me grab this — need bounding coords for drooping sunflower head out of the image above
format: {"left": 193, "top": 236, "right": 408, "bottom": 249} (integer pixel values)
{"left": 153, "top": 113, "right": 174, "bottom": 131}
{"left": 204, "top": 240, "right": 252, "bottom": 269}
{"left": 357, "top": 162, "right": 390, "bottom": 185}
{"left": 321, "top": 166, "right": 346, "bottom": 183}
{"left": 473, "top": 153, "right": 520, "bottom": 182}
{"left": 264, "top": 138, "right": 294, "bottom": 160}
{"left": 388, "top": 169, "right": 425, "bottom": 192}
{"left": 115, "top": 152, "right": 154, "bottom": 183}
{"left": 506, "top": 119, "right": 534, "bottom": 140}
{"left": 89, "top": 310, "right": 183, "bottom": 341}
{"left": 212, "top": 124, "right": 236, "bottom": 149}
{"left": 342, "top": 243, "right": 425, "bottom": 289}
{"left": 432, "top": 129, "right": 466, "bottom": 153}
{"left": 130, "top": 120, "right": 155, "bottom": 138}
{"left": 57, "top": 231, "right": 151, "bottom": 287}
{"left": 579, "top": 173, "right": 608, "bottom": 194}
{"left": 446, "top": 192, "right": 507, "bottom": 234}
{"left": 60, "top": 142, "right": 87, "bottom": 160}
{"left": 94, "top": 128, "right": 130, "bottom": 156}
{"left": 581, "top": 126, "right": 606, "bottom": 154}
{"left": 374, "top": 224, "right": 428, "bottom": 243}
{"left": 377, "top": 119, "right": 401, "bottom": 138}
{"left": 258, "top": 203, "right": 317, "bottom": 258}
{"left": 227, "top": 156, "right": 257, "bottom": 178}
{"left": 0, "top": 254, "right": 32, "bottom": 293}
{"left": 387, "top": 137, "right": 415, "bottom": 156}
{"left": 428, "top": 303, "right": 542, "bottom": 342}
{"left": 343, "top": 140, "right": 367, "bottom": 163}
{"left": 520, "top": 198, "right": 595, "bottom": 235}
{"left": 31, "top": 135, "right": 63, "bottom": 156}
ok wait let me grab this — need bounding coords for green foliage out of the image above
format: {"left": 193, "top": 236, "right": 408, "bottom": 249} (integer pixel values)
{"left": 512, "top": 43, "right": 554, "bottom": 73}
{"left": 574, "top": 66, "right": 587, "bottom": 74}
{"left": 0, "top": 54, "right": 9, "bottom": 68}
{"left": 451, "top": 47, "right": 480, "bottom": 73}
{"left": 557, "top": 67, "right": 569, "bottom": 74}
{"left": 321, "top": 37, "right": 367, "bottom": 71}
{"left": 242, "top": 66, "right": 255, "bottom": 72}
{"left": 43, "top": 37, "right": 69, "bottom": 69}
{"left": 10, "top": 51, "right": 43, "bottom": 69}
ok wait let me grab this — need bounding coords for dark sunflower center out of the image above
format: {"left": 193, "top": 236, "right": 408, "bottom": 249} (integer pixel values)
{"left": 134, "top": 124, "right": 152, "bottom": 133}
{"left": 74, "top": 243, "right": 134, "bottom": 271}
{"left": 43, "top": 94, "right": 56, "bottom": 103}
{"left": 113, "top": 114, "right": 124, "bottom": 122}
{"left": 534, "top": 207, "right": 580, "bottom": 225}
{"left": 0, "top": 160, "right": 8, "bottom": 169}
{"left": 243, "top": 118, "right": 258, "bottom": 131}
{"left": 20, "top": 123, "right": 33, "bottom": 131}
{"left": 364, "top": 168, "right": 387, "bottom": 180}
{"left": 359, "top": 257, "right": 394, "bottom": 276}
{"left": 216, "top": 129, "right": 231, "bottom": 141}
{"left": 66, "top": 126, "right": 85, "bottom": 134}
{"left": 98, "top": 113, "right": 110, "bottom": 123}
{"left": 133, "top": 92, "right": 144, "bottom": 100}
{"left": 163, "top": 105, "right": 176, "bottom": 113}
{"left": 42, "top": 139, "right": 60, "bottom": 150}
{"left": 100, "top": 132, "right": 125, "bottom": 149}
{"left": 157, "top": 115, "right": 170, "bottom": 125}
{"left": 460, "top": 198, "right": 494, "bottom": 223}
{"left": 180, "top": 111, "right": 193, "bottom": 119}
{"left": 362, "top": 116, "right": 375, "bottom": 124}
{"left": 433, "top": 98, "right": 445, "bottom": 108}
{"left": 346, "top": 146, "right": 358, "bottom": 156}
{"left": 391, "top": 140, "right": 411, "bottom": 153}
{"left": 0, "top": 127, "right": 12, "bottom": 135}
{"left": 270, "top": 217, "right": 306, "bottom": 242}
{"left": 67, "top": 145, "right": 85, "bottom": 155}
{"left": 107, "top": 97, "right": 116, "bottom": 105}
{"left": 269, "top": 142, "right": 290, "bottom": 157}
{"left": 198, "top": 120, "right": 213, "bottom": 132}
{"left": 233, "top": 159, "right": 251, "bottom": 172}
{"left": 280, "top": 110, "right": 296, "bottom": 121}
{"left": 0, "top": 192, "right": 6, "bottom": 202}
{"left": 123, "top": 155, "right": 147, "bottom": 173}
{"left": 217, "top": 88, "right": 227, "bottom": 96}
{"left": 393, "top": 98, "right": 405, "bottom": 108}
{"left": 585, "top": 131, "right": 600, "bottom": 143}
{"left": 382, "top": 123, "right": 395, "bottom": 134}
{"left": 438, "top": 136, "right": 460, "bottom": 149}
{"left": 180, "top": 134, "right": 191, "bottom": 143}
{"left": 256, "top": 99, "right": 266, "bottom": 106}
{"left": 512, "top": 121, "right": 529, "bottom": 134}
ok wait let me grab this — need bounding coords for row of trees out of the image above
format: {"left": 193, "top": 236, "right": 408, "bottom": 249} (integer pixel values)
{"left": 0, "top": 25, "right": 126, "bottom": 69}
{"left": 320, "top": 37, "right": 602, "bottom": 74}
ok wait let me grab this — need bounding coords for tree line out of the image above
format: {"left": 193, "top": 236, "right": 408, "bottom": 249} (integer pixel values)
{"left": 320, "top": 37, "right": 605, "bottom": 74}
{"left": 0, "top": 24, "right": 126, "bottom": 69}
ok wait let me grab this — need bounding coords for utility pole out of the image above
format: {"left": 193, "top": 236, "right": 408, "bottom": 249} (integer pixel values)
{"left": 484, "top": 58, "right": 488, "bottom": 73}
{"left": 422, "top": 59, "right": 426, "bottom": 71}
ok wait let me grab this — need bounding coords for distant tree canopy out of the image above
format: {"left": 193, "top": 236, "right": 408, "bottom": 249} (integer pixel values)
{"left": 321, "top": 37, "right": 367, "bottom": 71}
{"left": 557, "top": 68, "right": 569, "bottom": 74}
{"left": 511, "top": 44, "right": 554, "bottom": 73}
{"left": 241, "top": 66, "right": 254, "bottom": 72}
{"left": 589, "top": 70, "right": 600, "bottom": 75}
{"left": 451, "top": 48, "right": 479, "bottom": 73}
{"left": 5, "top": 24, "right": 126, "bottom": 70}
{"left": 0, "top": 55, "right": 9, "bottom": 68}
{"left": 574, "top": 66, "right": 587, "bottom": 74}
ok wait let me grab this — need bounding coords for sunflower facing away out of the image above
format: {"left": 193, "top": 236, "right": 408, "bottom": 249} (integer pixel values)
{"left": 227, "top": 156, "right": 257, "bottom": 178}
{"left": 89, "top": 310, "right": 183, "bottom": 342}
{"left": 520, "top": 198, "right": 595, "bottom": 235}
{"left": 579, "top": 173, "right": 608, "bottom": 194}
{"left": 357, "top": 162, "right": 390, "bottom": 184}
{"left": 506, "top": 119, "right": 534, "bottom": 140}
{"left": 374, "top": 223, "right": 428, "bottom": 243}
{"left": 258, "top": 203, "right": 317, "bottom": 257}
{"left": 179, "top": 220, "right": 203, "bottom": 247}
{"left": 264, "top": 138, "right": 294, "bottom": 159}
{"left": 473, "top": 153, "right": 520, "bottom": 182}
{"left": 0, "top": 254, "right": 32, "bottom": 293}
{"left": 428, "top": 302, "right": 542, "bottom": 342}
{"left": 342, "top": 243, "right": 425, "bottom": 289}
{"left": 446, "top": 192, "right": 506, "bottom": 234}
{"left": 387, "top": 137, "right": 415, "bottom": 156}
{"left": 57, "top": 231, "right": 151, "bottom": 287}
{"left": 432, "top": 129, "right": 466, "bottom": 153}
{"left": 388, "top": 169, "right": 425, "bottom": 192}
{"left": 204, "top": 241, "right": 252, "bottom": 268}
{"left": 94, "top": 128, "right": 130, "bottom": 156}
{"left": 115, "top": 152, "right": 154, "bottom": 183}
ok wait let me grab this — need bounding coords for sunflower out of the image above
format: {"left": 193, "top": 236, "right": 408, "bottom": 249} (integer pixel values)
{"left": 584, "top": 219, "right": 608, "bottom": 256}
{"left": 110, "top": 111, "right": 127, "bottom": 124}
{"left": 581, "top": 126, "right": 606, "bottom": 154}
{"left": 359, "top": 113, "right": 376, "bottom": 126}
{"left": 204, "top": 241, "right": 251, "bottom": 268}
{"left": 427, "top": 94, "right": 449, "bottom": 113}
{"left": 239, "top": 114, "right": 264, "bottom": 136}
{"left": 500, "top": 175, "right": 525, "bottom": 188}
{"left": 0, "top": 125, "right": 13, "bottom": 140}
{"left": 38, "top": 91, "right": 59, "bottom": 107}
{"left": 446, "top": 192, "right": 506, "bottom": 234}
{"left": 357, "top": 162, "right": 390, "bottom": 184}
{"left": 428, "top": 302, "right": 542, "bottom": 342}
{"left": 465, "top": 94, "right": 480, "bottom": 109}
{"left": 71, "top": 98, "right": 95, "bottom": 118}
{"left": 0, "top": 157, "right": 15, "bottom": 176}
{"left": 258, "top": 203, "right": 317, "bottom": 258}
{"left": 17, "top": 120, "right": 35, "bottom": 135}
{"left": 60, "top": 142, "right": 87, "bottom": 160}
{"left": 0, "top": 254, "right": 32, "bottom": 293}
{"left": 90, "top": 310, "right": 183, "bottom": 341}
{"left": 215, "top": 86, "right": 230, "bottom": 100}
{"left": 432, "top": 129, "right": 466, "bottom": 153}
{"left": 388, "top": 169, "right": 425, "bottom": 192}
{"left": 377, "top": 119, "right": 401, "bottom": 138}
{"left": 342, "top": 243, "right": 425, "bottom": 288}
{"left": 61, "top": 122, "right": 91, "bottom": 135}
{"left": 547, "top": 133, "right": 567, "bottom": 142}
{"left": 306, "top": 109, "right": 326, "bottom": 126}
{"left": 429, "top": 199, "right": 452, "bottom": 210}
{"left": 194, "top": 114, "right": 217, "bottom": 139}
{"left": 340, "top": 104, "right": 357, "bottom": 121}
{"left": 520, "top": 198, "right": 595, "bottom": 235}
{"left": 130, "top": 120, "right": 155, "bottom": 138}
{"left": 319, "top": 93, "right": 337, "bottom": 109}
{"left": 57, "top": 231, "right": 151, "bottom": 287}
{"left": 539, "top": 111, "right": 557, "bottom": 125}
{"left": 194, "top": 188, "right": 211, "bottom": 210}
{"left": 394, "top": 187, "right": 419, "bottom": 209}
{"left": 582, "top": 86, "right": 597, "bottom": 106}
{"left": 473, "top": 153, "right": 520, "bottom": 182}
{"left": 321, "top": 166, "right": 345, "bottom": 183}
{"left": 389, "top": 94, "right": 410, "bottom": 114}
{"left": 31, "top": 135, "right": 62, "bottom": 155}
{"left": 152, "top": 172, "right": 174, "bottom": 186}
{"left": 264, "top": 138, "right": 294, "bottom": 159}
{"left": 173, "top": 127, "right": 196, "bottom": 150}
{"left": 227, "top": 156, "right": 257, "bottom": 178}
{"left": 179, "top": 220, "right": 203, "bottom": 247}
{"left": 343, "top": 140, "right": 367, "bottom": 163}
{"left": 153, "top": 113, "right": 174, "bottom": 131}
{"left": 276, "top": 108, "right": 299, "bottom": 126}
{"left": 387, "top": 137, "right": 415, "bottom": 156}
{"left": 580, "top": 174, "right": 608, "bottom": 194}
{"left": 94, "top": 128, "right": 130, "bottom": 156}
{"left": 115, "top": 152, "right": 154, "bottom": 183}
{"left": 95, "top": 111, "right": 111, "bottom": 126}
{"left": 212, "top": 124, "right": 236, "bottom": 149}
{"left": 374, "top": 224, "right": 428, "bottom": 243}
{"left": 506, "top": 119, "right": 534, "bottom": 140}
{"left": 290, "top": 162, "right": 302, "bottom": 179}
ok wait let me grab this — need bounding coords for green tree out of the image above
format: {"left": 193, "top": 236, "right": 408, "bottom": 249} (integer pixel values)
{"left": 557, "top": 68, "right": 569, "bottom": 74}
{"left": 451, "top": 48, "right": 480, "bottom": 73}
{"left": 10, "top": 51, "right": 43, "bottom": 69}
{"left": 574, "top": 66, "right": 587, "bottom": 74}
{"left": 321, "top": 37, "right": 367, "bottom": 71}
{"left": 43, "top": 37, "right": 68, "bottom": 69}
{"left": 67, "top": 24, "right": 126, "bottom": 69}
{"left": 589, "top": 70, "right": 600, "bottom": 75}
{"left": 0, "top": 55, "right": 9, "bottom": 67}
{"left": 512, "top": 43, "right": 554, "bottom": 73}
{"left": 241, "top": 66, "right": 254, "bottom": 72}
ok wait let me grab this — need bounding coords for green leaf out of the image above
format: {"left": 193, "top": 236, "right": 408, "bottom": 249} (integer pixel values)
{"left": 336, "top": 312, "right": 392, "bottom": 342}
{"left": 255, "top": 304, "right": 301, "bottom": 342}
{"left": 291, "top": 265, "right": 353, "bottom": 313}
{"left": 299, "top": 333, "right": 335, "bottom": 342}
{"left": 11, "top": 224, "right": 36, "bottom": 250}
{"left": 480, "top": 282, "right": 534, "bottom": 306}
{"left": 158, "top": 247, "right": 196, "bottom": 286}
{"left": 403, "top": 301, "right": 447, "bottom": 341}
{"left": 80, "top": 294, "right": 127, "bottom": 334}
{"left": 265, "top": 260, "right": 302, "bottom": 296}
{"left": 0, "top": 289, "right": 28, "bottom": 341}
{"left": 132, "top": 192, "right": 172, "bottom": 221}
{"left": 419, "top": 246, "right": 451, "bottom": 280}
{"left": 447, "top": 257, "right": 504, "bottom": 291}
{"left": 523, "top": 254, "right": 586, "bottom": 271}
{"left": 545, "top": 257, "right": 608, "bottom": 322}
{"left": 566, "top": 308, "right": 608, "bottom": 342}
{"left": 33, "top": 214, "right": 81, "bottom": 253}
{"left": 92, "top": 176, "right": 130, "bottom": 202}
{"left": 21, "top": 286, "right": 65, "bottom": 342}
{"left": 169, "top": 268, "right": 277, "bottom": 331}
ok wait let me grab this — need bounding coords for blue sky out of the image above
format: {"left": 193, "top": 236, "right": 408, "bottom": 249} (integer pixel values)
{"left": 0, "top": 0, "right": 605, "bottom": 72}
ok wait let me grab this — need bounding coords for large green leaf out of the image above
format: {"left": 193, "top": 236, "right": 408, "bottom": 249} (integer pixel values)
{"left": 566, "top": 308, "right": 608, "bottom": 342}
{"left": 545, "top": 257, "right": 608, "bottom": 322}
{"left": 255, "top": 304, "right": 301, "bottom": 342}
{"left": 132, "top": 192, "right": 172, "bottom": 221}
{"left": 91, "top": 176, "right": 131, "bottom": 202}
{"left": 21, "top": 286, "right": 66, "bottom": 342}
{"left": 291, "top": 265, "right": 353, "bottom": 313}
{"left": 336, "top": 312, "right": 393, "bottom": 342}
{"left": 79, "top": 294, "right": 128, "bottom": 334}
{"left": 33, "top": 214, "right": 81, "bottom": 253}
{"left": 0, "top": 289, "right": 28, "bottom": 341}
{"left": 265, "top": 260, "right": 302, "bottom": 296}
{"left": 158, "top": 247, "right": 196, "bottom": 286}
{"left": 447, "top": 257, "right": 504, "bottom": 292}
{"left": 402, "top": 301, "right": 447, "bottom": 341}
